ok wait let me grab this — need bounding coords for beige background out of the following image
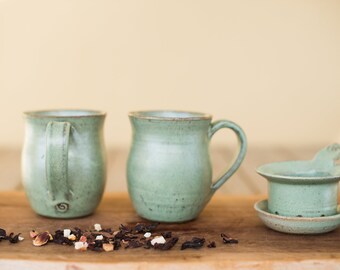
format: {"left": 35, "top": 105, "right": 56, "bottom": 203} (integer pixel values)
{"left": 0, "top": 0, "right": 339, "bottom": 149}
{"left": 0, "top": 0, "right": 339, "bottom": 195}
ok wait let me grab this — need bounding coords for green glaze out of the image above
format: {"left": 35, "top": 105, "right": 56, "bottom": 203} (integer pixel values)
{"left": 257, "top": 144, "right": 340, "bottom": 218}
{"left": 127, "top": 111, "right": 247, "bottom": 222}
{"left": 254, "top": 200, "right": 340, "bottom": 234}
{"left": 22, "top": 110, "right": 106, "bottom": 218}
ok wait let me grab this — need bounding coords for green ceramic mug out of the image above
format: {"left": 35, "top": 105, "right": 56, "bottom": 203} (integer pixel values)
{"left": 22, "top": 110, "right": 106, "bottom": 218}
{"left": 127, "top": 110, "right": 247, "bottom": 222}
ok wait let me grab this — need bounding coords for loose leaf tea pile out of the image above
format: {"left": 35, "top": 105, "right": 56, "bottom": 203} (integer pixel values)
{"left": 27, "top": 223, "right": 238, "bottom": 252}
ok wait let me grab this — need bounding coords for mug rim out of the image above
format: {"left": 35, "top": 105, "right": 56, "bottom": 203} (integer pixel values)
{"left": 128, "top": 110, "right": 212, "bottom": 121}
{"left": 24, "top": 109, "right": 106, "bottom": 118}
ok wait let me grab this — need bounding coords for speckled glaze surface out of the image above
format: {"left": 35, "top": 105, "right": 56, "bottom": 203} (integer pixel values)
{"left": 127, "top": 110, "right": 247, "bottom": 222}
{"left": 257, "top": 144, "right": 340, "bottom": 218}
{"left": 22, "top": 110, "right": 106, "bottom": 218}
{"left": 254, "top": 200, "right": 340, "bottom": 234}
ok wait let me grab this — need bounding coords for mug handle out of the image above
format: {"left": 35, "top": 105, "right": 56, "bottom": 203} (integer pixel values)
{"left": 208, "top": 120, "right": 247, "bottom": 191}
{"left": 46, "top": 121, "right": 73, "bottom": 212}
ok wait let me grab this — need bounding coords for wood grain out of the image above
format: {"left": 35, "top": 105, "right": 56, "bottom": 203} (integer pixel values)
{"left": 1, "top": 192, "right": 340, "bottom": 269}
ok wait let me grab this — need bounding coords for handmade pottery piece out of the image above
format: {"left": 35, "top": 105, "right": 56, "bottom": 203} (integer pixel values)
{"left": 22, "top": 110, "right": 106, "bottom": 218}
{"left": 257, "top": 144, "right": 340, "bottom": 218}
{"left": 254, "top": 200, "right": 340, "bottom": 234}
{"left": 127, "top": 110, "right": 247, "bottom": 222}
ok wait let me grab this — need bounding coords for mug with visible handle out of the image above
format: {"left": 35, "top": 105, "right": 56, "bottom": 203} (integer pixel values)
{"left": 127, "top": 110, "right": 247, "bottom": 222}
{"left": 22, "top": 110, "right": 106, "bottom": 218}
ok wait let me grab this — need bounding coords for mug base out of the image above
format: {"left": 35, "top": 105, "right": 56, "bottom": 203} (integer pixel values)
{"left": 33, "top": 209, "right": 95, "bottom": 219}
{"left": 138, "top": 213, "right": 198, "bottom": 223}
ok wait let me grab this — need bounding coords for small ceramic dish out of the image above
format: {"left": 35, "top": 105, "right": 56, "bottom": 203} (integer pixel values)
{"left": 254, "top": 200, "right": 340, "bottom": 234}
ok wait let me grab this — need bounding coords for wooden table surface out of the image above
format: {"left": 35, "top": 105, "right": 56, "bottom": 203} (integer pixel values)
{"left": 1, "top": 192, "right": 340, "bottom": 269}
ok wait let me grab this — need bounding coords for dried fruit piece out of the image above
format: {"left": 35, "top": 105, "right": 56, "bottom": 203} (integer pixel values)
{"left": 151, "top": 236, "right": 166, "bottom": 246}
{"left": 181, "top": 237, "right": 205, "bottom": 250}
{"left": 95, "top": 235, "right": 104, "bottom": 240}
{"left": 74, "top": 241, "right": 88, "bottom": 251}
{"left": 94, "top": 224, "right": 102, "bottom": 231}
{"left": 79, "top": 235, "right": 87, "bottom": 242}
{"left": 103, "top": 243, "right": 114, "bottom": 252}
{"left": 68, "top": 234, "right": 76, "bottom": 241}
{"left": 30, "top": 230, "right": 38, "bottom": 239}
{"left": 63, "top": 229, "right": 71, "bottom": 238}
{"left": 33, "top": 232, "right": 50, "bottom": 247}
{"left": 144, "top": 232, "right": 151, "bottom": 238}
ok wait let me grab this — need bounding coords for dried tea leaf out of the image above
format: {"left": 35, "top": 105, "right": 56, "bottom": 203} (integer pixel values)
{"left": 0, "top": 228, "right": 6, "bottom": 240}
{"left": 181, "top": 237, "right": 205, "bottom": 250}
{"left": 0, "top": 228, "right": 22, "bottom": 244}
{"left": 207, "top": 241, "right": 216, "bottom": 248}
{"left": 91, "top": 231, "right": 113, "bottom": 238}
{"left": 144, "top": 239, "right": 153, "bottom": 249}
{"left": 53, "top": 230, "right": 73, "bottom": 245}
{"left": 161, "top": 231, "right": 172, "bottom": 239}
{"left": 114, "top": 224, "right": 134, "bottom": 240}
{"left": 101, "top": 228, "right": 113, "bottom": 233}
{"left": 134, "top": 223, "right": 159, "bottom": 234}
{"left": 7, "top": 233, "right": 21, "bottom": 244}
{"left": 125, "top": 240, "right": 143, "bottom": 249}
{"left": 72, "top": 227, "right": 83, "bottom": 239}
{"left": 88, "top": 240, "right": 103, "bottom": 252}
{"left": 119, "top": 224, "right": 131, "bottom": 233}
{"left": 221, "top": 233, "right": 238, "bottom": 244}
{"left": 154, "top": 237, "right": 178, "bottom": 251}
{"left": 113, "top": 239, "right": 121, "bottom": 250}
